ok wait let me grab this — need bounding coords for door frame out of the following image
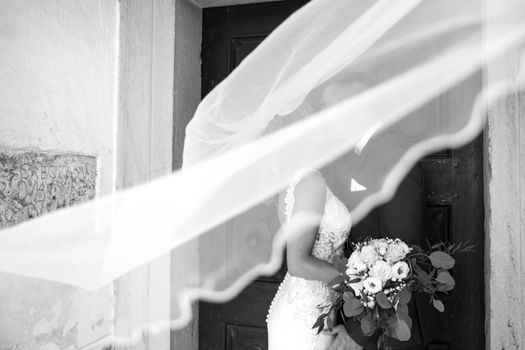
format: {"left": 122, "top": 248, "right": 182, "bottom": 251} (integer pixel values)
{"left": 116, "top": 0, "right": 525, "bottom": 349}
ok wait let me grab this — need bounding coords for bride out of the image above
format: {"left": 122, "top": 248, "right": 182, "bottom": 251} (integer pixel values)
{"left": 266, "top": 168, "right": 361, "bottom": 350}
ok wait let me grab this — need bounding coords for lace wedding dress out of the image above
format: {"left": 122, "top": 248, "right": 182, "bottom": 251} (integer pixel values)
{"left": 267, "top": 169, "right": 352, "bottom": 350}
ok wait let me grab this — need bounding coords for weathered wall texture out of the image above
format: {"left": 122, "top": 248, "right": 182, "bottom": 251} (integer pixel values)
{"left": 484, "top": 0, "right": 525, "bottom": 348}
{"left": 171, "top": 0, "right": 202, "bottom": 349}
{"left": 0, "top": 150, "right": 97, "bottom": 228}
{"left": 0, "top": 0, "right": 119, "bottom": 349}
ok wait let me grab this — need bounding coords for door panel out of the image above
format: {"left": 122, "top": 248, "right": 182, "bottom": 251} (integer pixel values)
{"left": 201, "top": 1, "right": 307, "bottom": 97}
{"left": 199, "top": 2, "right": 484, "bottom": 349}
{"left": 200, "top": 4, "right": 307, "bottom": 349}
{"left": 420, "top": 137, "right": 484, "bottom": 349}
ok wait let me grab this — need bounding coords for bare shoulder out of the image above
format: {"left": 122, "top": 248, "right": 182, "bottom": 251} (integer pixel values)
{"left": 277, "top": 169, "right": 327, "bottom": 222}
{"left": 295, "top": 169, "right": 326, "bottom": 194}
{"left": 293, "top": 170, "right": 327, "bottom": 213}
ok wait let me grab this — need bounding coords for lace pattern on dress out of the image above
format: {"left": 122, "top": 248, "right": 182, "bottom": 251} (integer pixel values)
{"left": 267, "top": 169, "right": 352, "bottom": 349}
{"left": 283, "top": 168, "right": 320, "bottom": 222}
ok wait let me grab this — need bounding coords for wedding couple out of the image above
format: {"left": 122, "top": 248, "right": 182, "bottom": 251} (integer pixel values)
{"left": 267, "top": 164, "right": 437, "bottom": 350}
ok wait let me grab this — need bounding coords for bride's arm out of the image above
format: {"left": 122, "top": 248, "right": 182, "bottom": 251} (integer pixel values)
{"left": 285, "top": 171, "right": 339, "bottom": 282}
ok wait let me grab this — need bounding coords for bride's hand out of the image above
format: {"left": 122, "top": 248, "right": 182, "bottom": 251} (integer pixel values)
{"left": 324, "top": 325, "right": 363, "bottom": 350}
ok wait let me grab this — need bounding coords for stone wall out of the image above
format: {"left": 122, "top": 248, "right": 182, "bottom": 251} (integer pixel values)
{"left": 0, "top": 0, "right": 119, "bottom": 348}
{"left": 0, "top": 150, "right": 97, "bottom": 228}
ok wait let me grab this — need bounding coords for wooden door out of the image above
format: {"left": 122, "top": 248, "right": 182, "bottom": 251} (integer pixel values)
{"left": 419, "top": 139, "right": 485, "bottom": 350}
{"left": 199, "top": 3, "right": 307, "bottom": 349}
{"left": 199, "top": 2, "right": 484, "bottom": 349}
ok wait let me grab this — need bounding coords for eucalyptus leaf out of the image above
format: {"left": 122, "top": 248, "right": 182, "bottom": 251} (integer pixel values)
{"left": 332, "top": 255, "right": 348, "bottom": 273}
{"left": 394, "top": 319, "right": 411, "bottom": 341}
{"left": 429, "top": 251, "right": 455, "bottom": 269}
{"left": 436, "top": 270, "right": 455, "bottom": 291}
{"left": 343, "top": 292, "right": 364, "bottom": 317}
{"left": 397, "top": 310, "right": 412, "bottom": 330}
{"left": 398, "top": 287, "right": 411, "bottom": 305}
{"left": 385, "top": 316, "right": 398, "bottom": 337}
{"left": 396, "top": 304, "right": 409, "bottom": 316}
{"left": 432, "top": 299, "right": 445, "bottom": 312}
{"left": 412, "top": 263, "right": 429, "bottom": 279}
{"left": 328, "top": 274, "right": 345, "bottom": 288}
{"left": 376, "top": 292, "right": 392, "bottom": 309}
{"left": 411, "top": 245, "right": 423, "bottom": 254}
{"left": 360, "top": 315, "right": 377, "bottom": 336}
{"left": 343, "top": 291, "right": 355, "bottom": 302}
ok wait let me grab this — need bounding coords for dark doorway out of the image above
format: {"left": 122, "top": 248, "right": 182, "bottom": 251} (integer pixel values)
{"left": 199, "top": 2, "right": 484, "bottom": 349}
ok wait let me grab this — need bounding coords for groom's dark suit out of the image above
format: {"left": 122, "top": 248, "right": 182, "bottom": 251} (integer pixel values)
{"left": 342, "top": 164, "right": 440, "bottom": 350}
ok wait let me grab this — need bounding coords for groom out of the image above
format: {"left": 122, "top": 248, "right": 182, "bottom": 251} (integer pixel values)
{"left": 327, "top": 164, "right": 440, "bottom": 350}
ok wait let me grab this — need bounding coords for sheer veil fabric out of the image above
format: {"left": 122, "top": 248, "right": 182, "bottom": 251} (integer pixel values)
{"left": 0, "top": 0, "right": 525, "bottom": 345}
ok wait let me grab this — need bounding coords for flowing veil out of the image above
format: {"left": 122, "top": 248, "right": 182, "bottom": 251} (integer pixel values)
{"left": 0, "top": 0, "right": 525, "bottom": 345}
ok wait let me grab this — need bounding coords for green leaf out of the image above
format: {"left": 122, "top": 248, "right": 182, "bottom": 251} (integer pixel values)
{"left": 317, "top": 322, "right": 324, "bottom": 334}
{"left": 398, "top": 287, "right": 411, "bottom": 305}
{"left": 332, "top": 255, "right": 348, "bottom": 273}
{"left": 411, "top": 245, "right": 423, "bottom": 254}
{"left": 431, "top": 242, "right": 446, "bottom": 250}
{"left": 412, "top": 263, "right": 429, "bottom": 280}
{"left": 360, "top": 315, "right": 377, "bottom": 336}
{"left": 436, "top": 270, "right": 455, "bottom": 291}
{"left": 343, "top": 292, "right": 364, "bottom": 317}
{"left": 394, "top": 319, "right": 411, "bottom": 341}
{"left": 429, "top": 251, "right": 455, "bottom": 269}
{"left": 396, "top": 304, "right": 409, "bottom": 316}
{"left": 326, "top": 314, "right": 334, "bottom": 330}
{"left": 312, "top": 315, "right": 325, "bottom": 334}
{"left": 397, "top": 309, "right": 412, "bottom": 330}
{"left": 343, "top": 291, "right": 355, "bottom": 302}
{"left": 327, "top": 274, "right": 345, "bottom": 288}
{"left": 385, "top": 316, "right": 397, "bottom": 338}
{"left": 376, "top": 335, "right": 383, "bottom": 350}
{"left": 332, "top": 283, "right": 346, "bottom": 293}
{"left": 432, "top": 299, "right": 445, "bottom": 312}
{"left": 347, "top": 277, "right": 362, "bottom": 284}
{"left": 376, "top": 292, "right": 392, "bottom": 309}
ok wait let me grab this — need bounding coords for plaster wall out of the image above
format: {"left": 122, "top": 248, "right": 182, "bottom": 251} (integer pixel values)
{"left": 171, "top": 0, "right": 202, "bottom": 349}
{"left": 115, "top": 0, "right": 175, "bottom": 349}
{"left": 115, "top": 0, "right": 201, "bottom": 349}
{"left": 484, "top": 0, "right": 525, "bottom": 348}
{"left": 0, "top": 0, "right": 119, "bottom": 349}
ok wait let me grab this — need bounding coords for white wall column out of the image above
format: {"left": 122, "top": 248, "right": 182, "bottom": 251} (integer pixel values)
{"left": 484, "top": 0, "right": 525, "bottom": 348}
{"left": 170, "top": 0, "right": 202, "bottom": 349}
{"left": 116, "top": 0, "right": 175, "bottom": 349}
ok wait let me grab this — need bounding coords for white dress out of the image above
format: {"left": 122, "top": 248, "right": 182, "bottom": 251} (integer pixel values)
{"left": 267, "top": 169, "right": 353, "bottom": 350}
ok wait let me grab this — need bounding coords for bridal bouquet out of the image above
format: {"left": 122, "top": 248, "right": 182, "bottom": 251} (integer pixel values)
{"left": 313, "top": 237, "right": 473, "bottom": 350}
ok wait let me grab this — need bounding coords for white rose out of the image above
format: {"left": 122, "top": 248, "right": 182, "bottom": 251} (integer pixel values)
{"left": 385, "top": 241, "right": 410, "bottom": 262}
{"left": 363, "top": 277, "right": 382, "bottom": 294}
{"left": 367, "top": 300, "right": 375, "bottom": 308}
{"left": 347, "top": 252, "right": 367, "bottom": 273}
{"left": 398, "top": 241, "right": 411, "bottom": 254}
{"left": 374, "top": 239, "right": 389, "bottom": 256}
{"left": 369, "top": 260, "right": 392, "bottom": 283}
{"left": 348, "top": 280, "right": 364, "bottom": 297}
{"left": 391, "top": 261, "right": 410, "bottom": 280}
{"left": 359, "top": 245, "right": 379, "bottom": 265}
{"left": 346, "top": 267, "right": 358, "bottom": 277}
